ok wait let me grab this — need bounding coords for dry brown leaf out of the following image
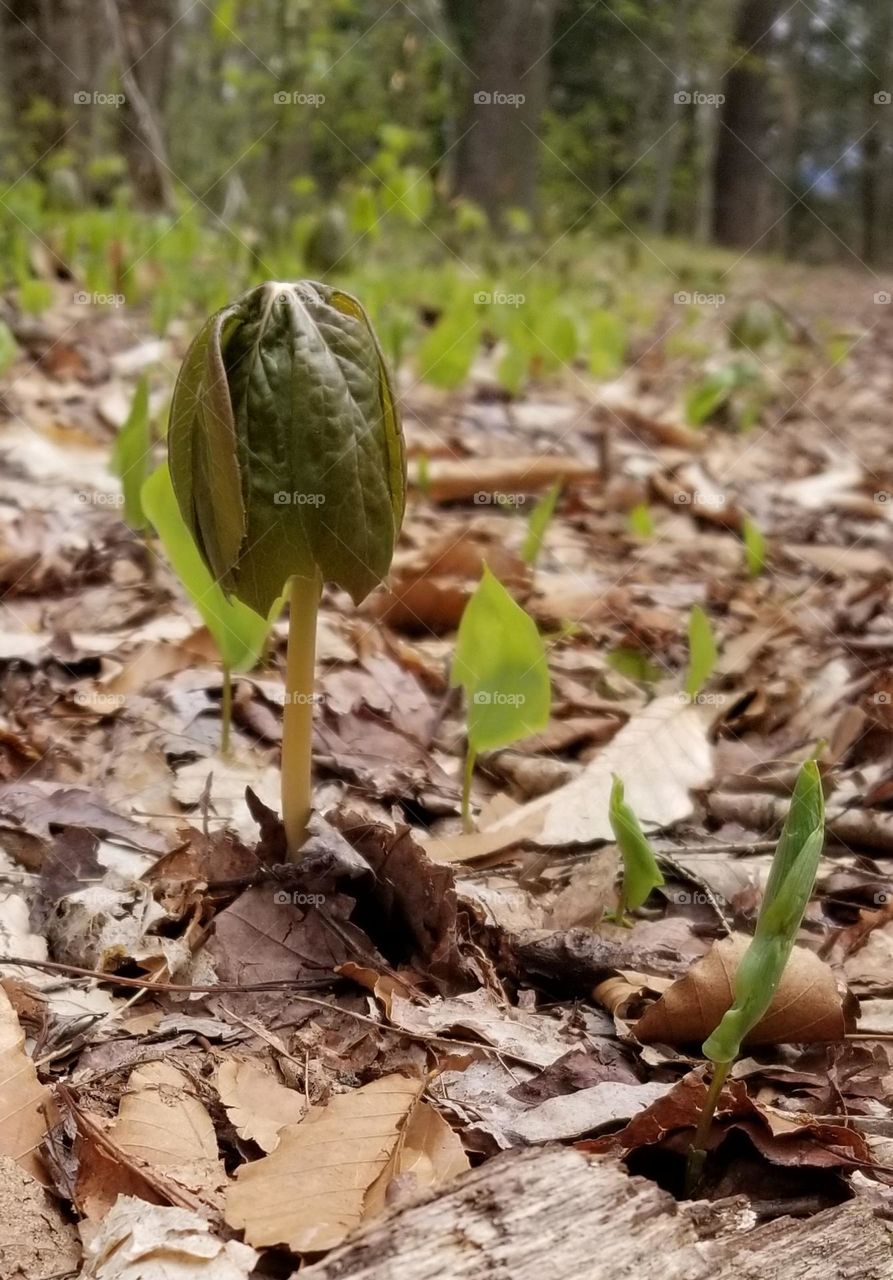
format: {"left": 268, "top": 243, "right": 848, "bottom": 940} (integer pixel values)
{"left": 372, "top": 527, "right": 528, "bottom": 632}
{"left": 584, "top": 1068, "right": 874, "bottom": 1173}
{"left": 80, "top": 1196, "right": 258, "bottom": 1280}
{"left": 510, "top": 1080, "right": 673, "bottom": 1143}
{"left": 337, "top": 961, "right": 416, "bottom": 1014}
{"left": 633, "top": 935, "right": 856, "bottom": 1046}
{"left": 111, "top": 1061, "right": 225, "bottom": 1196}
{"left": 480, "top": 694, "right": 715, "bottom": 848}
{"left": 0, "top": 985, "right": 53, "bottom": 1182}
{"left": 387, "top": 991, "right": 575, "bottom": 1068}
{"left": 216, "top": 1059, "right": 305, "bottom": 1153}
{"left": 365, "top": 1101, "right": 469, "bottom": 1214}
{"left": 225, "top": 1073, "right": 424, "bottom": 1252}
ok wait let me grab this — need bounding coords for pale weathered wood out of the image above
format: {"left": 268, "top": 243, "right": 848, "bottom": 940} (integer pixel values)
{"left": 298, "top": 1147, "right": 893, "bottom": 1280}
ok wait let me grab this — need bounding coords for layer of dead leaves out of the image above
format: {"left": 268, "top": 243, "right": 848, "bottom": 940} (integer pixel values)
{"left": 1, "top": 265, "right": 893, "bottom": 1273}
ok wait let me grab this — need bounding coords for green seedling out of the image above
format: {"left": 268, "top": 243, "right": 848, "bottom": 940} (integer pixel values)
{"left": 167, "top": 280, "right": 405, "bottom": 854}
{"left": 687, "top": 760, "right": 825, "bottom": 1193}
{"left": 627, "top": 502, "right": 654, "bottom": 539}
{"left": 451, "top": 566, "right": 550, "bottom": 830}
{"left": 684, "top": 604, "right": 717, "bottom": 699}
{"left": 742, "top": 515, "right": 767, "bottom": 577}
{"left": 588, "top": 309, "right": 626, "bottom": 378}
{"left": 607, "top": 776, "right": 664, "bottom": 925}
{"left": 522, "top": 481, "right": 561, "bottom": 566}
{"left": 19, "top": 278, "right": 52, "bottom": 317}
{"left": 416, "top": 453, "right": 431, "bottom": 498}
{"left": 417, "top": 303, "right": 480, "bottom": 388}
{"left": 111, "top": 375, "right": 152, "bottom": 530}
{"left": 684, "top": 360, "right": 764, "bottom": 429}
{"left": 0, "top": 320, "right": 18, "bottom": 376}
{"left": 728, "top": 300, "right": 788, "bottom": 352}
{"left": 607, "top": 647, "right": 661, "bottom": 686}
{"left": 142, "top": 464, "right": 274, "bottom": 754}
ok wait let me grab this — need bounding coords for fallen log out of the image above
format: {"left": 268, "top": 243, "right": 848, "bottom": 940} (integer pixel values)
{"left": 298, "top": 1146, "right": 893, "bottom": 1280}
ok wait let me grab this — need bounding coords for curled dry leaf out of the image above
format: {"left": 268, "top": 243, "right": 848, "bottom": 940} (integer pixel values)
{"left": 216, "top": 1058, "right": 305, "bottom": 1153}
{"left": 0, "top": 985, "right": 52, "bottom": 1183}
{"left": 632, "top": 935, "right": 857, "bottom": 1047}
{"left": 225, "top": 1073, "right": 425, "bottom": 1253}
{"left": 80, "top": 1196, "right": 258, "bottom": 1280}
{"left": 586, "top": 1068, "right": 873, "bottom": 1174}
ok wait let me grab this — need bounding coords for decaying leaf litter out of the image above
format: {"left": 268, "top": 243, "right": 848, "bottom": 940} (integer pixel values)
{"left": 1, "top": 263, "right": 893, "bottom": 1276}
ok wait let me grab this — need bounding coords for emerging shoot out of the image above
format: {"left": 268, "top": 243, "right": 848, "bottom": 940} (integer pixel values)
{"left": 686, "top": 759, "right": 825, "bottom": 1194}
{"left": 141, "top": 463, "right": 273, "bottom": 754}
{"left": 167, "top": 280, "right": 405, "bottom": 855}
{"left": 606, "top": 775, "right": 665, "bottom": 925}
{"left": 451, "top": 566, "right": 550, "bottom": 830}
{"left": 684, "top": 604, "right": 717, "bottom": 700}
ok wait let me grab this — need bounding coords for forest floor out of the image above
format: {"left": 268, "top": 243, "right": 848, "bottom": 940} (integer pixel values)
{"left": 1, "top": 257, "right": 893, "bottom": 1277}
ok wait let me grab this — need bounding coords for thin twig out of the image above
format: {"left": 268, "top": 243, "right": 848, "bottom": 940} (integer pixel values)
{"left": 0, "top": 955, "right": 335, "bottom": 994}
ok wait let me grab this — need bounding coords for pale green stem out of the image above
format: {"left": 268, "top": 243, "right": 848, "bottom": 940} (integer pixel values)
{"left": 220, "top": 665, "right": 233, "bottom": 757}
{"left": 461, "top": 747, "right": 477, "bottom": 833}
{"left": 685, "top": 1059, "right": 732, "bottom": 1197}
{"left": 282, "top": 572, "right": 321, "bottom": 859}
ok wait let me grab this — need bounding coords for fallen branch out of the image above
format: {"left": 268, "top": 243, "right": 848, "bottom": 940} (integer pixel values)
{"left": 298, "top": 1146, "right": 892, "bottom": 1280}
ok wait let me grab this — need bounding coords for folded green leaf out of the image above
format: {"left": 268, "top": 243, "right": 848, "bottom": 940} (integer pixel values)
{"left": 589, "top": 309, "right": 626, "bottom": 378}
{"left": 702, "top": 761, "right": 825, "bottom": 1064}
{"left": 111, "top": 375, "right": 152, "bottom": 530}
{"left": 141, "top": 463, "right": 272, "bottom": 673}
{"left": 684, "top": 604, "right": 717, "bottom": 699}
{"left": 522, "top": 481, "right": 561, "bottom": 566}
{"left": 452, "top": 567, "right": 550, "bottom": 754}
{"left": 628, "top": 502, "right": 654, "bottom": 539}
{"left": 168, "top": 280, "right": 405, "bottom": 616}
{"left": 608, "top": 775, "right": 665, "bottom": 922}
{"left": 742, "top": 515, "right": 766, "bottom": 577}
{"left": 451, "top": 567, "right": 550, "bottom": 824}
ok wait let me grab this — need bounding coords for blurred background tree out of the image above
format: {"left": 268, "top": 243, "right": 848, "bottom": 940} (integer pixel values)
{"left": 0, "top": 0, "right": 888, "bottom": 356}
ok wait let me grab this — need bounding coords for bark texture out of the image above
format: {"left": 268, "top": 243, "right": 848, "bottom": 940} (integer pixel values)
{"left": 298, "top": 1146, "right": 893, "bottom": 1280}
{"left": 449, "top": 0, "right": 558, "bottom": 222}
{"left": 712, "top": 0, "right": 781, "bottom": 249}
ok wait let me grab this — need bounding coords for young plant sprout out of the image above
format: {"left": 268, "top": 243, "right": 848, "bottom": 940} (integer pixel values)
{"left": 141, "top": 463, "right": 274, "bottom": 754}
{"left": 451, "top": 566, "right": 550, "bottom": 830}
{"left": 684, "top": 603, "right": 717, "bottom": 699}
{"left": 741, "top": 514, "right": 767, "bottom": 577}
{"left": 607, "top": 775, "right": 665, "bottom": 925}
{"left": 686, "top": 759, "right": 825, "bottom": 1193}
{"left": 111, "top": 374, "right": 152, "bottom": 531}
{"left": 521, "top": 480, "right": 561, "bottom": 566}
{"left": 167, "top": 280, "right": 405, "bottom": 856}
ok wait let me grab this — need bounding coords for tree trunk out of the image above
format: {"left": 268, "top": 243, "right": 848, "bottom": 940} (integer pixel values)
{"left": 712, "top": 0, "right": 781, "bottom": 249}
{"left": 105, "top": 0, "right": 176, "bottom": 210}
{"left": 649, "top": 0, "right": 691, "bottom": 236}
{"left": 860, "top": 1, "right": 893, "bottom": 265}
{"left": 1, "top": 0, "right": 105, "bottom": 163}
{"left": 448, "top": 0, "right": 558, "bottom": 224}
